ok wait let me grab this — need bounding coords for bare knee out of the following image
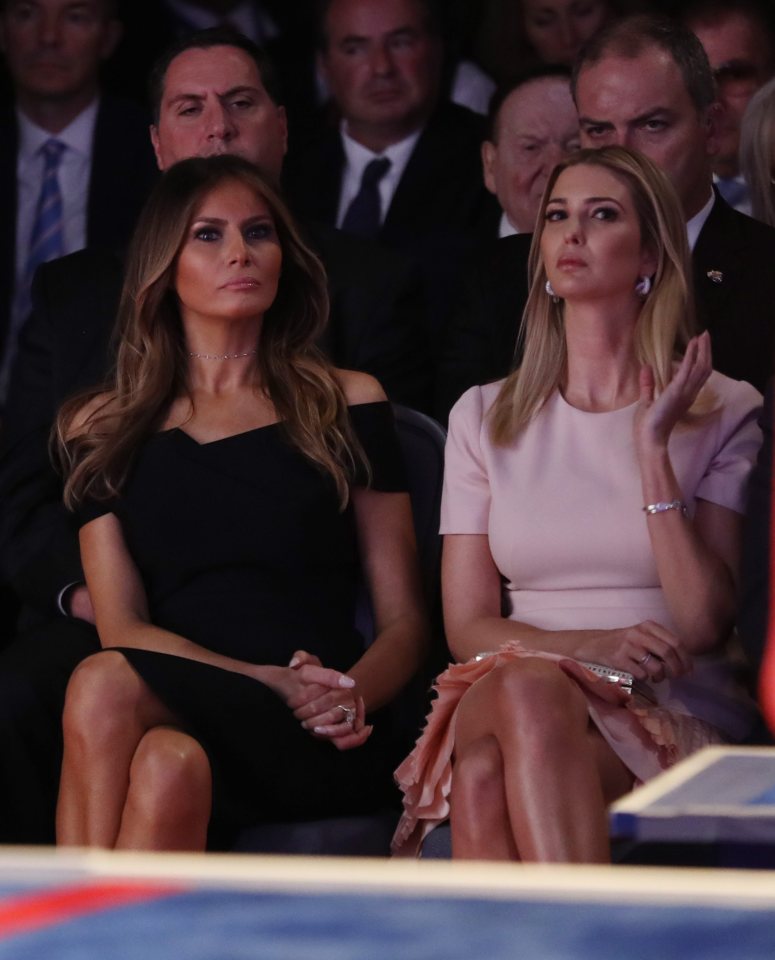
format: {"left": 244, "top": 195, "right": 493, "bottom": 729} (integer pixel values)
{"left": 62, "top": 651, "right": 143, "bottom": 747}
{"left": 127, "top": 727, "right": 212, "bottom": 827}
{"left": 469, "top": 659, "right": 589, "bottom": 753}
{"left": 452, "top": 735, "right": 504, "bottom": 815}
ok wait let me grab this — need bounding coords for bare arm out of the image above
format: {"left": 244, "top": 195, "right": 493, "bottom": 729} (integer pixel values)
{"left": 635, "top": 333, "right": 741, "bottom": 654}
{"left": 80, "top": 513, "right": 354, "bottom": 705}
{"left": 346, "top": 485, "right": 429, "bottom": 709}
{"left": 287, "top": 373, "right": 430, "bottom": 742}
{"left": 443, "top": 534, "right": 690, "bottom": 682}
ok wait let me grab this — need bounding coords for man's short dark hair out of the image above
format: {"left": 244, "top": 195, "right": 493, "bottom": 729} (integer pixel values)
{"left": 148, "top": 25, "right": 282, "bottom": 124}
{"left": 487, "top": 66, "right": 572, "bottom": 143}
{"left": 315, "top": 0, "right": 441, "bottom": 51}
{"left": 571, "top": 14, "right": 717, "bottom": 115}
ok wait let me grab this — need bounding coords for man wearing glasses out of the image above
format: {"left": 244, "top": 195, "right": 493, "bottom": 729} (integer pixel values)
{"left": 683, "top": 0, "right": 775, "bottom": 213}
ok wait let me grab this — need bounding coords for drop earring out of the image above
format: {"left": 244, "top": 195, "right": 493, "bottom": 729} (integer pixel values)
{"left": 545, "top": 279, "right": 560, "bottom": 303}
{"left": 635, "top": 275, "right": 652, "bottom": 298}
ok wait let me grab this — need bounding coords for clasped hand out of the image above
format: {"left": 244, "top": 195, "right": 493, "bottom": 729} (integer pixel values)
{"left": 282, "top": 650, "right": 372, "bottom": 751}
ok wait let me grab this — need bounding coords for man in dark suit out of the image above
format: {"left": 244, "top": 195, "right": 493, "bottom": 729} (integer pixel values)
{"left": 0, "top": 25, "right": 429, "bottom": 843}
{"left": 0, "top": 0, "right": 157, "bottom": 396}
{"left": 437, "top": 14, "right": 775, "bottom": 422}
{"left": 284, "top": 0, "right": 497, "bottom": 352}
{"left": 573, "top": 14, "right": 775, "bottom": 391}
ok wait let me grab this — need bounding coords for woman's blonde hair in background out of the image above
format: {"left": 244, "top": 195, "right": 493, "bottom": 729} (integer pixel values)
{"left": 489, "top": 145, "right": 698, "bottom": 445}
{"left": 740, "top": 76, "right": 775, "bottom": 229}
{"left": 56, "top": 155, "right": 367, "bottom": 509}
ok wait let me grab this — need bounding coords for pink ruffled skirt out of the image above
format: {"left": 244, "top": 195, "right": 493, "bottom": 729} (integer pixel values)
{"left": 391, "top": 642, "right": 724, "bottom": 857}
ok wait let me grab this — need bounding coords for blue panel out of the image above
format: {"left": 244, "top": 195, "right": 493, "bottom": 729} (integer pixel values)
{"left": 0, "top": 889, "right": 773, "bottom": 960}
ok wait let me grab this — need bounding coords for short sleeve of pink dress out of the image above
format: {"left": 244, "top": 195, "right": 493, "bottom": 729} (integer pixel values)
{"left": 393, "top": 372, "right": 763, "bottom": 857}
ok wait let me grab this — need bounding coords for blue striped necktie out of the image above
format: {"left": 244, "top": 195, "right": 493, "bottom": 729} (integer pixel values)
{"left": 25, "top": 139, "right": 66, "bottom": 291}
{"left": 2, "top": 139, "right": 66, "bottom": 400}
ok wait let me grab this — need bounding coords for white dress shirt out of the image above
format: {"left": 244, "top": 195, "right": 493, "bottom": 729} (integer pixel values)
{"left": 498, "top": 211, "right": 519, "bottom": 238}
{"left": 335, "top": 124, "right": 422, "bottom": 229}
{"left": 10, "top": 100, "right": 99, "bottom": 360}
{"left": 686, "top": 191, "right": 715, "bottom": 252}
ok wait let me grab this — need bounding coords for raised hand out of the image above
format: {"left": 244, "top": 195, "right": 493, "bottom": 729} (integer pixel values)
{"left": 634, "top": 331, "right": 712, "bottom": 454}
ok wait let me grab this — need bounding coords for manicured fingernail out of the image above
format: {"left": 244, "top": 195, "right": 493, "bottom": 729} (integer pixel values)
{"left": 338, "top": 676, "right": 355, "bottom": 688}
{"left": 289, "top": 656, "right": 300, "bottom": 668}
{"left": 313, "top": 726, "right": 326, "bottom": 734}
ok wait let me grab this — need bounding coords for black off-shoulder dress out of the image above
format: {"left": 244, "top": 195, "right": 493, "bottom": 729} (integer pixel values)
{"left": 80, "top": 402, "right": 408, "bottom": 836}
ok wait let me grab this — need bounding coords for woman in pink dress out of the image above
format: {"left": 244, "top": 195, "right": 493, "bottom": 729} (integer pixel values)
{"left": 393, "top": 146, "right": 762, "bottom": 862}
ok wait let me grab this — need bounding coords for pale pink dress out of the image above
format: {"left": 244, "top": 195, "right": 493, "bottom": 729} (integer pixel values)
{"left": 393, "top": 372, "right": 763, "bottom": 856}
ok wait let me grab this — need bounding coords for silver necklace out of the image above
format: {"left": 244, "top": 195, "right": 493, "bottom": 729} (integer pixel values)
{"left": 188, "top": 349, "right": 257, "bottom": 360}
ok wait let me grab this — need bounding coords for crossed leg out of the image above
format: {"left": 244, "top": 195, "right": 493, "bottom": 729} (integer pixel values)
{"left": 449, "top": 658, "right": 634, "bottom": 862}
{"left": 57, "top": 651, "right": 212, "bottom": 851}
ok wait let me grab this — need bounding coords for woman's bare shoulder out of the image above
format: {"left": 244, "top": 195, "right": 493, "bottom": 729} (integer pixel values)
{"left": 333, "top": 368, "right": 388, "bottom": 406}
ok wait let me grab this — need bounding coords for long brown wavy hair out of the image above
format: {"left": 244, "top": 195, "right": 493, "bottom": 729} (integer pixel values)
{"left": 489, "top": 145, "right": 699, "bottom": 444}
{"left": 56, "top": 155, "right": 367, "bottom": 509}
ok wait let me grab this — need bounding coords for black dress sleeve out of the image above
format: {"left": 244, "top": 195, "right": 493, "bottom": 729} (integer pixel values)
{"left": 77, "top": 495, "right": 121, "bottom": 529}
{"left": 348, "top": 401, "right": 408, "bottom": 492}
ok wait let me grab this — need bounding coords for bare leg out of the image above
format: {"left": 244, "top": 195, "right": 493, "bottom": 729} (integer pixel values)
{"left": 450, "top": 734, "right": 519, "bottom": 860}
{"left": 451, "top": 659, "right": 634, "bottom": 863}
{"left": 57, "top": 652, "right": 182, "bottom": 848}
{"left": 116, "top": 726, "right": 211, "bottom": 852}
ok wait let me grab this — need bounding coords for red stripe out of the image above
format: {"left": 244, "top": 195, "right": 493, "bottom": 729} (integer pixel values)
{"left": 0, "top": 881, "right": 183, "bottom": 939}
{"left": 762, "top": 396, "right": 775, "bottom": 734}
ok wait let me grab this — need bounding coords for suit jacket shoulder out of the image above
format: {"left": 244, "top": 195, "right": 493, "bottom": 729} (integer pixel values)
{"left": 693, "top": 196, "right": 775, "bottom": 391}
{"left": 88, "top": 95, "right": 159, "bottom": 254}
{"left": 0, "top": 249, "right": 122, "bottom": 616}
{"left": 301, "top": 221, "right": 432, "bottom": 411}
{"left": 435, "top": 233, "right": 532, "bottom": 422}
{"left": 381, "top": 102, "right": 492, "bottom": 243}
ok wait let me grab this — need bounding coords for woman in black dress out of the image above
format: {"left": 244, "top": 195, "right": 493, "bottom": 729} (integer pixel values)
{"left": 54, "top": 155, "right": 428, "bottom": 851}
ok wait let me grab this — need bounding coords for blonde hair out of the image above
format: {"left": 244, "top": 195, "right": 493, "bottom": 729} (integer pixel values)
{"left": 490, "top": 146, "right": 697, "bottom": 444}
{"left": 740, "top": 76, "right": 775, "bottom": 228}
{"left": 56, "top": 155, "right": 367, "bottom": 509}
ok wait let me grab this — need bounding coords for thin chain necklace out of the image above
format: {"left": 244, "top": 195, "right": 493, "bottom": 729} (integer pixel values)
{"left": 188, "top": 349, "right": 257, "bottom": 360}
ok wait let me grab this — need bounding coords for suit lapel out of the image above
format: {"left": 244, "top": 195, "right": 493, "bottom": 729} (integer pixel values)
{"left": 0, "top": 110, "right": 19, "bottom": 346}
{"left": 692, "top": 192, "right": 743, "bottom": 335}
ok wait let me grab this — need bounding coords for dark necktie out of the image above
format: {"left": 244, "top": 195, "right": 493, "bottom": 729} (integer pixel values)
{"left": 340, "top": 157, "right": 391, "bottom": 238}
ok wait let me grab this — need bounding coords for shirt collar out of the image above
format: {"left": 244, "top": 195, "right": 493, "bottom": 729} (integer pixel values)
{"left": 17, "top": 98, "right": 99, "bottom": 161}
{"left": 340, "top": 122, "right": 422, "bottom": 177}
{"left": 498, "top": 211, "right": 519, "bottom": 238}
{"left": 686, "top": 191, "right": 715, "bottom": 252}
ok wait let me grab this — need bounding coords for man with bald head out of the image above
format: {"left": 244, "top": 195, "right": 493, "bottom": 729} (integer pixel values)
{"left": 481, "top": 69, "right": 579, "bottom": 237}
{"left": 435, "top": 69, "right": 578, "bottom": 418}
{"left": 572, "top": 13, "right": 775, "bottom": 391}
